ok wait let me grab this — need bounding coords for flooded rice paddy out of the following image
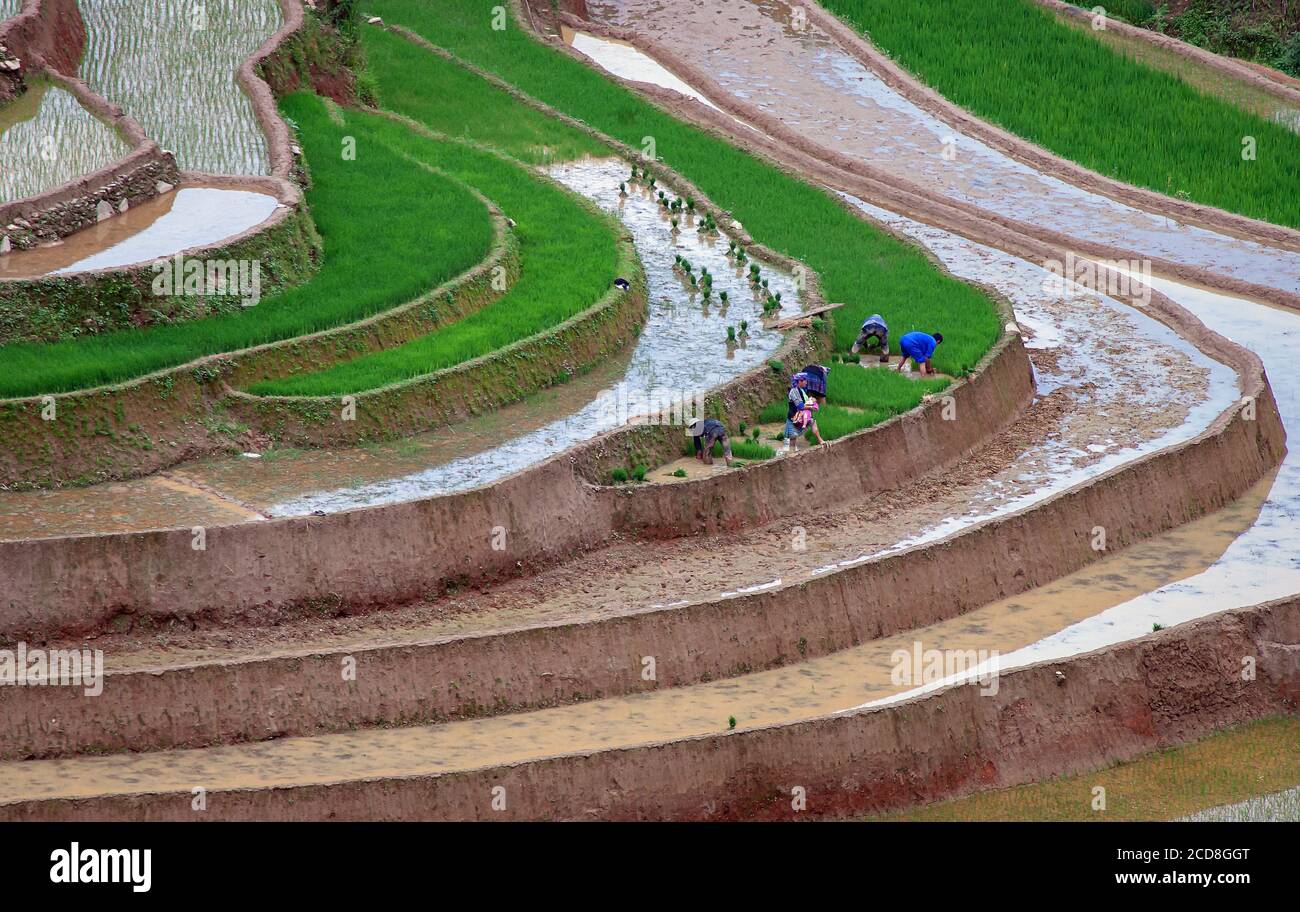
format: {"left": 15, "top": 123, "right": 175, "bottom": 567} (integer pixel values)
{"left": 0, "top": 185, "right": 279, "bottom": 277}
{"left": 265, "top": 157, "right": 793, "bottom": 515}
{"left": 582, "top": 0, "right": 1300, "bottom": 297}
{"left": 77, "top": 0, "right": 281, "bottom": 175}
{"left": 0, "top": 78, "right": 130, "bottom": 204}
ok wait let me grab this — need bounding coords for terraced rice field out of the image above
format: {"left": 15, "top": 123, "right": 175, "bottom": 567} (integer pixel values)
{"left": 0, "top": 78, "right": 129, "bottom": 203}
{"left": 819, "top": 0, "right": 1300, "bottom": 228}
{"left": 77, "top": 0, "right": 281, "bottom": 174}
{"left": 0, "top": 0, "right": 1297, "bottom": 866}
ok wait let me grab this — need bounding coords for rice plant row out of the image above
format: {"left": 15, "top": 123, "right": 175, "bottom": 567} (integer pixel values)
{"left": 819, "top": 0, "right": 1300, "bottom": 230}
{"left": 0, "top": 93, "right": 495, "bottom": 398}
{"left": 368, "top": 0, "right": 1004, "bottom": 378}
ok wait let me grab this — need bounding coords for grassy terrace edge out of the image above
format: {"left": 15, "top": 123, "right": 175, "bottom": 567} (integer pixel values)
{"left": 243, "top": 108, "right": 622, "bottom": 396}
{"left": 0, "top": 93, "right": 496, "bottom": 398}
{"left": 368, "top": 0, "right": 1003, "bottom": 375}
{"left": 818, "top": 0, "right": 1300, "bottom": 231}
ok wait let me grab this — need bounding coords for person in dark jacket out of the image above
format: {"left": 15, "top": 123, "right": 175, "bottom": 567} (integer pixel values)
{"left": 799, "top": 363, "right": 830, "bottom": 403}
{"left": 687, "top": 417, "right": 733, "bottom": 466}
{"left": 851, "top": 314, "right": 890, "bottom": 362}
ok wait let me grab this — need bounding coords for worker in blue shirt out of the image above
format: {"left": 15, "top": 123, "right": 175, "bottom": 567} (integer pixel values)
{"left": 897, "top": 331, "right": 943, "bottom": 376}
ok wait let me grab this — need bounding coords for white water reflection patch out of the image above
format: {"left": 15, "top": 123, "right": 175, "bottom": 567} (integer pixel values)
{"left": 565, "top": 28, "right": 722, "bottom": 112}
{"left": 51, "top": 188, "right": 279, "bottom": 274}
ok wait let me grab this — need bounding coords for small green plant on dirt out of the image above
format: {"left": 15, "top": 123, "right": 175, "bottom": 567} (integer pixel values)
{"left": 672, "top": 468, "right": 687, "bottom": 477}
{"left": 768, "top": 359, "right": 784, "bottom": 373}
{"left": 1153, "top": 622, "right": 1165, "bottom": 632}
{"left": 728, "top": 716, "right": 737, "bottom": 730}
{"left": 632, "top": 463, "right": 648, "bottom": 482}
{"left": 610, "top": 467, "right": 629, "bottom": 484}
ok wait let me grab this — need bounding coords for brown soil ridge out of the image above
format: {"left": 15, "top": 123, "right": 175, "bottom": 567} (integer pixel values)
{"left": 541, "top": 2, "right": 1300, "bottom": 314}
{"left": 0, "top": 299, "right": 1279, "bottom": 758}
{"left": 1, "top": 593, "right": 1292, "bottom": 820}
{"left": 0, "top": 199, "right": 516, "bottom": 488}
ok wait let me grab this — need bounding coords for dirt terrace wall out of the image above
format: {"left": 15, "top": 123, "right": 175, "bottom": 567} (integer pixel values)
{"left": 0, "top": 322, "right": 1275, "bottom": 760}
{"left": 0, "top": 0, "right": 83, "bottom": 102}
{"left": 0, "top": 323, "right": 1023, "bottom": 759}
{"left": 546, "top": 3, "right": 1300, "bottom": 314}
{"left": 0, "top": 208, "right": 515, "bottom": 489}
{"left": 5, "top": 594, "right": 1293, "bottom": 820}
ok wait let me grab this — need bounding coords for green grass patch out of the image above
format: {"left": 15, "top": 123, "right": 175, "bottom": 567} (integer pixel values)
{"left": 820, "top": 0, "right": 1300, "bottom": 229}
{"left": 758, "top": 367, "right": 949, "bottom": 439}
{"left": 361, "top": 27, "right": 606, "bottom": 164}
{"left": 870, "top": 715, "right": 1300, "bottom": 821}
{"left": 682, "top": 437, "right": 776, "bottom": 460}
{"left": 0, "top": 93, "right": 494, "bottom": 397}
{"left": 830, "top": 366, "right": 950, "bottom": 411}
{"left": 247, "top": 106, "right": 619, "bottom": 396}
{"left": 367, "top": 0, "right": 1002, "bottom": 376}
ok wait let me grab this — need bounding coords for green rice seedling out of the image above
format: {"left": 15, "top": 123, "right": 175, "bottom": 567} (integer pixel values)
{"left": 672, "top": 468, "right": 687, "bottom": 477}
{"left": 0, "top": 94, "right": 495, "bottom": 397}
{"left": 809, "top": 404, "right": 891, "bottom": 441}
{"left": 722, "top": 292, "right": 731, "bottom": 305}
{"left": 370, "top": 0, "right": 1001, "bottom": 373}
{"left": 768, "top": 359, "right": 784, "bottom": 374}
{"left": 758, "top": 401, "right": 787, "bottom": 424}
{"left": 610, "top": 467, "right": 628, "bottom": 484}
{"left": 632, "top": 463, "right": 648, "bottom": 482}
{"left": 820, "top": 0, "right": 1300, "bottom": 230}
{"left": 727, "top": 325, "right": 736, "bottom": 341}
{"left": 830, "top": 367, "right": 949, "bottom": 412}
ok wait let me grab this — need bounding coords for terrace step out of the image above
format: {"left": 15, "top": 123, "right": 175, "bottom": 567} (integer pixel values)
{"left": 0, "top": 588, "right": 1292, "bottom": 821}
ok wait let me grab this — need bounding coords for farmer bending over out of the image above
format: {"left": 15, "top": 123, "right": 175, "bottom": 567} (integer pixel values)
{"left": 687, "top": 417, "right": 733, "bottom": 466}
{"left": 851, "top": 314, "right": 890, "bottom": 362}
{"left": 897, "top": 331, "right": 943, "bottom": 376}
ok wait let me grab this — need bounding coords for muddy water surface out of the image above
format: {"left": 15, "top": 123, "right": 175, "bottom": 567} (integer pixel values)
{"left": 0, "top": 186, "right": 280, "bottom": 277}
{"left": 584, "top": 0, "right": 1300, "bottom": 296}
{"left": 78, "top": 0, "right": 280, "bottom": 175}
{"left": 0, "top": 78, "right": 129, "bottom": 204}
